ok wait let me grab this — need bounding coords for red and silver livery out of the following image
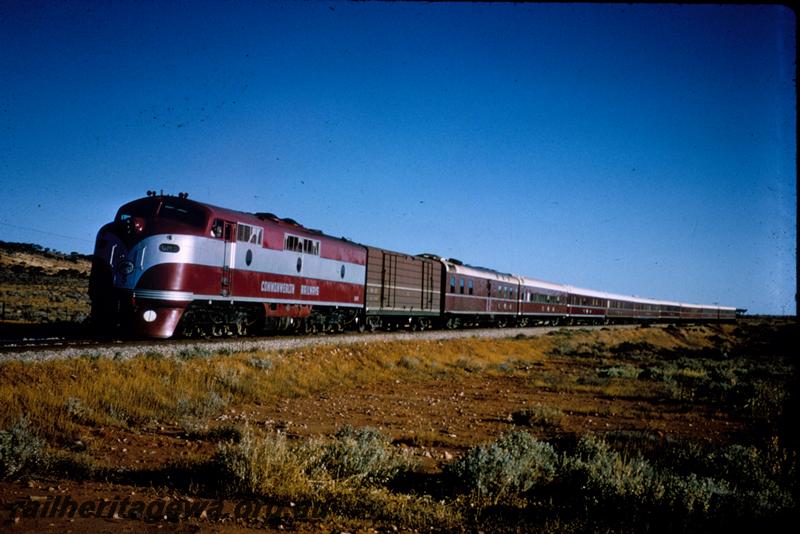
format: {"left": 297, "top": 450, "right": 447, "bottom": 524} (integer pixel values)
{"left": 90, "top": 192, "right": 738, "bottom": 338}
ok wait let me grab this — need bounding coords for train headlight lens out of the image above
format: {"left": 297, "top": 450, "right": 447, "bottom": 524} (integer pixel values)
{"left": 159, "top": 243, "right": 180, "bottom": 253}
{"left": 143, "top": 310, "right": 157, "bottom": 322}
{"left": 119, "top": 260, "right": 135, "bottom": 274}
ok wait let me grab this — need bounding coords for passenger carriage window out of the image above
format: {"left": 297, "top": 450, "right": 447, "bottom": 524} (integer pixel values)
{"left": 450, "top": 276, "right": 456, "bottom": 293}
{"left": 460, "top": 279, "right": 465, "bottom": 294}
{"left": 468, "top": 279, "right": 474, "bottom": 295}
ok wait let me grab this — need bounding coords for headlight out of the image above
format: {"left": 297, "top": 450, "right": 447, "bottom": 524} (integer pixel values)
{"left": 119, "top": 260, "right": 135, "bottom": 275}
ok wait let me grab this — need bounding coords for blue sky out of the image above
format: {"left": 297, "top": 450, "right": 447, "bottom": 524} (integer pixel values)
{"left": 1, "top": 2, "right": 795, "bottom": 315}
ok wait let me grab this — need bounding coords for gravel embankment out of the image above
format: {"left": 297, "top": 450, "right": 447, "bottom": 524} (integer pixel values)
{"left": 0, "top": 325, "right": 634, "bottom": 363}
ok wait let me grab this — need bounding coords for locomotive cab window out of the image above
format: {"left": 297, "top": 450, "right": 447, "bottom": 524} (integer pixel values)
{"left": 237, "top": 223, "right": 263, "bottom": 245}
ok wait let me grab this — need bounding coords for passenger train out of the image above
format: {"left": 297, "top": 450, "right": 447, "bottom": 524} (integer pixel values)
{"left": 89, "top": 192, "right": 737, "bottom": 338}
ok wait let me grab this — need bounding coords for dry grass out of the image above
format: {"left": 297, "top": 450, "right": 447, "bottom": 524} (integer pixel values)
{"left": 1, "top": 320, "right": 796, "bottom": 531}
{"left": 0, "top": 242, "right": 90, "bottom": 323}
{"left": 0, "top": 325, "right": 744, "bottom": 443}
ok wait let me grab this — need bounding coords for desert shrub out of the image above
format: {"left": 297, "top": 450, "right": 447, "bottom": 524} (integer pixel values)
{"left": 739, "top": 381, "right": 787, "bottom": 420}
{"left": 511, "top": 404, "right": 564, "bottom": 428}
{"left": 176, "top": 347, "right": 213, "bottom": 360}
{"left": 550, "top": 341, "right": 607, "bottom": 358}
{"left": 447, "top": 431, "right": 558, "bottom": 502}
{"left": 709, "top": 443, "right": 796, "bottom": 516}
{"left": 660, "top": 471, "right": 732, "bottom": 516}
{"left": 490, "top": 357, "right": 529, "bottom": 373}
{"left": 597, "top": 365, "right": 641, "bottom": 379}
{"left": 176, "top": 390, "right": 228, "bottom": 419}
{"left": 314, "top": 426, "right": 410, "bottom": 487}
{"left": 215, "top": 425, "right": 411, "bottom": 501}
{"left": 562, "top": 434, "right": 796, "bottom": 525}
{"left": 0, "top": 416, "right": 47, "bottom": 479}
{"left": 638, "top": 366, "right": 667, "bottom": 381}
{"left": 611, "top": 341, "right": 658, "bottom": 358}
{"left": 453, "top": 357, "right": 484, "bottom": 372}
{"left": 247, "top": 357, "right": 273, "bottom": 370}
{"left": 564, "top": 435, "right": 729, "bottom": 519}
{"left": 64, "top": 396, "right": 91, "bottom": 422}
{"left": 397, "top": 355, "right": 421, "bottom": 369}
{"left": 567, "top": 434, "right": 658, "bottom": 512}
{"left": 214, "top": 426, "right": 317, "bottom": 500}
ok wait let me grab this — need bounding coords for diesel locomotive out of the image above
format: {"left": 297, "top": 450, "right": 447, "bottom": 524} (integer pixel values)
{"left": 89, "top": 192, "right": 736, "bottom": 338}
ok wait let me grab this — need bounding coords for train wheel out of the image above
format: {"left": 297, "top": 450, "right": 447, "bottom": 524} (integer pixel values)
{"left": 367, "top": 316, "right": 382, "bottom": 332}
{"left": 446, "top": 317, "right": 461, "bottom": 329}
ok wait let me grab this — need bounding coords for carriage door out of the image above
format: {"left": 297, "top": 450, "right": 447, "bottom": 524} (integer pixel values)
{"left": 421, "top": 260, "right": 433, "bottom": 311}
{"left": 221, "top": 221, "right": 236, "bottom": 297}
{"left": 382, "top": 253, "right": 397, "bottom": 309}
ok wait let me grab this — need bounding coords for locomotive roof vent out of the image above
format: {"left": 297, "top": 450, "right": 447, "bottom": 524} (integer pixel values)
{"left": 146, "top": 190, "right": 189, "bottom": 199}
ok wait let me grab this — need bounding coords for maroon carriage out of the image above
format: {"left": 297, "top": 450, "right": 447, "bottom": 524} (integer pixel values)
{"left": 441, "top": 259, "right": 519, "bottom": 328}
{"left": 517, "top": 276, "right": 569, "bottom": 326}
{"left": 563, "top": 286, "right": 609, "bottom": 324}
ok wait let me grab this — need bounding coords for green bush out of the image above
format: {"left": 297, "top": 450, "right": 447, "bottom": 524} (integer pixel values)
{"left": 214, "top": 425, "right": 411, "bottom": 500}
{"left": 511, "top": 404, "right": 564, "bottom": 428}
{"left": 316, "top": 426, "right": 410, "bottom": 486}
{"left": 447, "top": 431, "right": 558, "bottom": 503}
{"left": 0, "top": 416, "right": 47, "bottom": 479}
{"left": 214, "top": 426, "right": 316, "bottom": 500}
{"left": 562, "top": 434, "right": 796, "bottom": 524}
{"left": 597, "top": 365, "right": 641, "bottom": 379}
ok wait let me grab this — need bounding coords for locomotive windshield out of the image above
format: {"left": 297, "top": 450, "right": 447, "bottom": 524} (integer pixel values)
{"left": 116, "top": 199, "right": 156, "bottom": 221}
{"left": 115, "top": 197, "right": 207, "bottom": 229}
{"left": 158, "top": 201, "right": 207, "bottom": 228}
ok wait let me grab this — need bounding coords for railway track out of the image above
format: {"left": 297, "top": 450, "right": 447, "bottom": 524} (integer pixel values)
{"left": 0, "top": 324, "right": 637, "bottom": 362}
